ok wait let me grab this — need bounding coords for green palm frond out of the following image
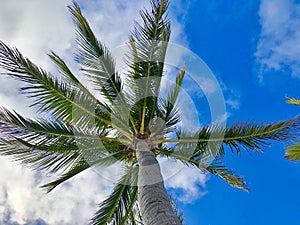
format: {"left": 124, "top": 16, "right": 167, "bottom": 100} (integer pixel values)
{"left": 0, "top": 134, "right": 125, "bottom": 174}
{"left": 0, "top": 40, "right": 135, "bottom": 138}
{"left": 49, "top": 51, "right": 81, "bottom": 85}
{"left": 0, "top": 138, "right": 82, "bottom": 173}
{"left": 49, "top": 51, "right": 108, "bottom": 109}
{"left": 285, "top": 143, "right": 300, "bottom": 161}
{"left": 0, "top": 108, "right": 129, "bottom": 173}
{"left": 0, "top": 41, "right": 113, "bottom": 130}
{"left": 285, "top": 97, "right": 300, "bottom": 161}
{"left": 153, "top": 67, "right": 185, "bottom": 136}
{"left": 224, "top": 118, "right": 299, "bottom": 153}
{"left": 41, "top": 152, "right": 122, "bottom": 193}
{"left": 286, "top": 97, "right": 300, "bottom": 106}
{"left": 0, "top": 107, "right": 111, "bottom": 145}
{"left": 127, "top": 0, "right": 171, "bottom": 134}
{"left": 205, "top": 162, "right": 248, "bottom": 191}
{"left": 68, "top": 2, "right": 140, "bottom": 134}
{"left": 90, "top": 164, "right": 138, "bottom": 225}
{"left": 68, "top": 2, "right": 121, "bottom": 102}
{"left": 158, "top": 118, "right": 299, "bottom": 156}
{"left": 157, "top": 146, "right": 248, "bottom": 191}
{"left": 49, "top": 51, "right": 137, "bottom": 136}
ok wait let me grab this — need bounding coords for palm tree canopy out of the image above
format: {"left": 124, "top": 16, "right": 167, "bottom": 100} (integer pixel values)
{"left": 0, "top": 0, "right": 299, "bottom": 224}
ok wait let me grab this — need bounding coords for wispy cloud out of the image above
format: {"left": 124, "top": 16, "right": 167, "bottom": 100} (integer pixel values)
{"left": 255, "top": 0, "right": 300, "bottom": 81}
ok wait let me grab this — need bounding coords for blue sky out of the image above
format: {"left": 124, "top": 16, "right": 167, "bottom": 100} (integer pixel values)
{"left": 0, "top": 0, "right": 300, "bottom": 224}
{"left": 179, "top": 0, "right": 300, "bottom": 224}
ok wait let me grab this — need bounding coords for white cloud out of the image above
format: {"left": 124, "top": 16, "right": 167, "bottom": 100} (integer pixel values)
{"left": 0, "top": 158, "right": 116, "bottom": 225}
{"left": 222, "top": 83, "right": 240, "bottom": 111}
{"left": 0, "top": 0, "right": 209, "bottom": 224}
{"left": 255, "top": 0, "right": 300, "bottom": 80}
{"left": 161, "top": 158, "right": 208, "bottom": 203}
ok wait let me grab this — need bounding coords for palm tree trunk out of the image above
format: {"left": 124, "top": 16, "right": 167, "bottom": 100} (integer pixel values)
{"left": 136, "top": 140, "right": 181, "bottom": 225}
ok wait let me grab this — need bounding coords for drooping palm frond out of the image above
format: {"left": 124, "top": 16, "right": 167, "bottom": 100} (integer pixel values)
{"left": 155, "top": 118, "right": 299, "bottom": 190}
{"left": 205, "top": 162, "right": 248, "bottom": 191}
{"left": 90, "top": 164, "right": 139, "bottom": 225}
{"left": 127, "top": 0, "right": 171, "bottom": 134}
{"left": 158, "top": 146, "right": 248, "bottom": 191}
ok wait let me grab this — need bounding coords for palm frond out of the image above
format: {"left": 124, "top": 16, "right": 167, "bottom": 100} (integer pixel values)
{"left": 68, "top": 3, "right": 140, "bottom": 134}
{"left": 90, "top": 164, "right": 138, "bottom": 225}
{"left": 0, "top": 41, "right": 114, "bottom": 131}
{"left": 0, "top": 40, "right": 136, "bottom": 138}
{"left": 285, "top": 143, "right": 300, "bottom": 161}
{"left": 286, "top": 97, "right": 300, "bottom": 106}
{"left": 0, "top": 108, "right": 129, "bottom": 173}
{"left": 41, "top": 152, "right": 122, "bottom": 193}
{"left": 158, "top": 117, "right": 299, "bottom": 157}
{"left": 49, "top": 51, "right": 81, "bottom": 85}
{"left": 49, "top": 51, "right": 138, "bottom": 136}
{"left": 68, "top": 2, "right": 121, "bottom": 102}
{"left": 158, "top": 146, "right": 248, "bottom": 191}
{"left": 153, "top": 68, "right": 185, "bottom": 136}
{"left": 0, "top": 137, "right": 82, "bottom": 173}
{"left": 0, "top": 107, "right": 113, "bottom": 145}
{"left": 205, "top": 162, "right": 248, "bottom": 191}
{"left": 224, "top": 118, "right": 299, "bottom": 154}
{"left": 127, "top": 0, "right": 171, "bottom": 134}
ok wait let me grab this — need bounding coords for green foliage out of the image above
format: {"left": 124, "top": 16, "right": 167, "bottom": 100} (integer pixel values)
{"left": 285, "top": 143, "right": 300, "bottom": 161}
{"left": 90, "top": 165, "right": 139, "bottom": 225}
{"left": 286, "top": 97, "right": 300, "bottom": 106}
{"left": 285, "top": 97, "right": 300, "bottom": 161}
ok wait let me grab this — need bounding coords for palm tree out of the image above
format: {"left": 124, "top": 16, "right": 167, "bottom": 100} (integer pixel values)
{"left": 0, "top": 1, "right": 298, "bottom": 224}
{"left": 285, "top": 97, "right": 300, "bottom": 161}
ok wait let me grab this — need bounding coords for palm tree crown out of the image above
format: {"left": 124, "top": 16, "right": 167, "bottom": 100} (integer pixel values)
{"left": 0, "top": 1, "right": 298, "bottom": 224}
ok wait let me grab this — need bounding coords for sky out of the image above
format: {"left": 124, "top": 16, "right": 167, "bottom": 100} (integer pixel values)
{"left": 0, "top": 0, "right": 300, "bottom": 225}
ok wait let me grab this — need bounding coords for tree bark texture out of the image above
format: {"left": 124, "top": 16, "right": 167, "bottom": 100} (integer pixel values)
{"left": 136, "top": 140, "right": 181, "bottom": 225}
